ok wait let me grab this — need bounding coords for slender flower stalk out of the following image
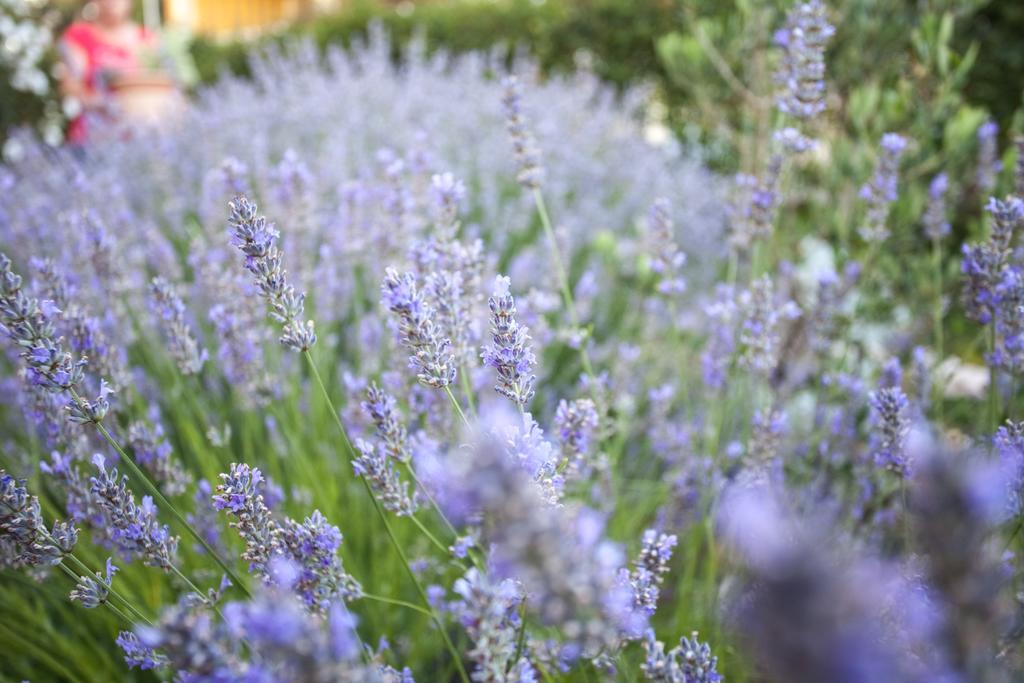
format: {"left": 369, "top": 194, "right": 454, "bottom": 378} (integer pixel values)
{"left": 500, "top": 75, "right": 596, "bottom": 383}
{"left": 303, "top": 351, "right": 470, "bottom": 683}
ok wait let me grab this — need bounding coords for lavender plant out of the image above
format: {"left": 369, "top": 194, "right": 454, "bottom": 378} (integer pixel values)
{"left": 0, "top": 6, "right": 1023, "bottom": 682}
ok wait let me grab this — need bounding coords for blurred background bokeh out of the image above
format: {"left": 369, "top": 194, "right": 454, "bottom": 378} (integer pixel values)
{"left": 3, "top": 1, "right": 1022, "bottom": 158}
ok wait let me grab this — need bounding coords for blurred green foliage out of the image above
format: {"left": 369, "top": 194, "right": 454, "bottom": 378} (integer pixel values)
{"left": 187, "top": 1, "right": 1024, "bottom": 157}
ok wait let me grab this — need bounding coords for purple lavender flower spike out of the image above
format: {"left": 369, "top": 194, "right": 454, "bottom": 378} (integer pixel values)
{"left": 213, "top": 463, "right": 280, "bottom": 575}
{"left": 353, "top": 439, "right": 417, "bottom": 516}
{"left": 214, "top": 463, "right": 360, "bottom": 610}
{"left": 363, "top": 383, "right": 411, "bottom": 463}
{"left": 452, "top": 566, "right": 526, "bottom": 681}
{"left": 127, "top": 414, "right": 190, "bottom": 496}
{"left": 0, "top": 470, "right": 77, "bottom": 571}
{"left": 70, "top": 557, "right": 118, "bottom": 608}
{"left": 869, "top": 386, "right": 911, "bottom": 476}
{"left": 554, "top": 398, "right": 600, "bottom": 476}
{"left": 501, "top": 75, "right": 545, "bottom": 189}
{"left": 775, "top": 0, "right": 834, "bottom": 126}
{"left": 90, "top": 455, "right": 178, "bottom": 570}
{"left": 859, "top": 133, "right": 908, "bottom": 243}
{"left": 645, "top": 199, "right": 687, "bottom": 296}
{"left": 381, "top": 267, "right": 458, "bottom": 389}
{"left": 641, "top": 628, "right": 722, "bottom": 682}
{"left": 976, "top": 119, "right": 1001, "bottom": 193}
{"left": 0, "top": 253, "right": 86, "bottom": 393}
{"left": 116, "top": 630, "right": 168, "bottom": 670}
{"left": 737, "top": 276, "right": 800, "bottom": 379}
{"left": 923, "top": 173, "right": 951, "bottom": 241}
{"left": 148, "top": 276, "right": 207, "bottom": 375}
{"left": 481, "top": 275, "right": 537, "bottom": 409}
{"left": 961, "top": 197, "right": 1024, "bottom": 326}
{"left": 227, "top": 195, "right": 317, "bottom": 352}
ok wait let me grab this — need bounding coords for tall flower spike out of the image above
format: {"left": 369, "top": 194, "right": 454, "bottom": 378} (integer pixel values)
{"left": 363, "top": 383, "right": 411, "bottom": 463}
{"left": 976, "top": 119, "right": 1001, "bottom": 193}
{"left": 625, "top": 530, "right": 678, "bottom": 619}
{"left": 214, "top": 464, "right": 360, "bottom": 610}
{"left": 858, "top": 133, "right": 908, "bottom": 243}
{"left": 554, "top": 398, "right": 600, "bottom": 475}
{"left": 116, "top": 631, "right": 168, "bottom": 671}
{"left": 736, "top": 275, "right": 800, "bottom": 379}
{"left": 430, "top": 172, "right": 466, "bottom": 236}
{"left": 727, "top": 157, "right": 783, "bottom": 250}
{"left": 0, "top": 470, "right": 77, "bottom": 570}
{"left": 213, "top": 463, "right": 280, "bottom": 576}
{"left": 774, "top": 0, "right": 834, "bottom": 123}
{"left": 278, "top": 511, "right": 362, "bottom": 610}
{"left": 452, "top": 567, "right": 527, "bottom": 681}
{"left": 127, "top": 417, "right": 191, "bottom": 496}
{"left": 148, "top": 277, "right": 207, "bottom": 375}
{"left": 923, "top": 173, "right": 951, "bottom": 241}
{"left": 868, "top": 387, "right": 910, "bottom": 476}
{"left": 0, "top": 253, "right": 86, "bottom": 393}
{"left": 481, "top": 275, "right": 537, "bottom": 409}
{"left": 641, "top": 629, "right": 722, "bottom": 683}
{"left": 90, "top": 455, "right": 179, "bottom": 570}
{"left": 353, "top": 439, "right": 417, "bottom": 516}
{"left": 501, "top": 75, "right": 545, "bottom": 189}
{"left": 380, "top": 267, "right": 457, "bottom": 388}
{"left": 645, "top": 198, "right": 687, "bottom": 296}
{"left": 70, "top": 557, "right": 118, "bottom": 609}
{"left": 227, "top": 195, "right": 316, "bottom": 352}
{"left": 961, "top": 197, "right": 1024, "bottom": 324}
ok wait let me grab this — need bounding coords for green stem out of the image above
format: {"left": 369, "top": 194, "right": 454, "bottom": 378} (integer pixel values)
{"left": 364, "top": 477, "right": 470, "bottom": 683}
{"left": 62, "top": 552, "right": 153, "bottom": 626}
{"left": 57, "top": 561, "right": 134, "bottom": 626}
{"left": 444, "top": 385, "right": 471, "bottom": 428}
{"left": 532, "top": 187, "right": 596, "bottom": 380}
{"left": 408, "top": 513, "right": 451, "bottom": 556}
{"left": 362, "top": 591, "right": 433, "bottom": 617}
{"left": 459, "top": 366, "right": 477, "bottom": 419}
{"left": 72, "top": 389, "right": 250, "bottom": 598}
{"left": 304, "top": 352, "right": 469, "bottom": 683}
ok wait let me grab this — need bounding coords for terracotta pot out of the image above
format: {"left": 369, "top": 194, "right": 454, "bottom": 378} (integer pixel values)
{"left": 108, "top": 71, "right": 185, "bottom": 127}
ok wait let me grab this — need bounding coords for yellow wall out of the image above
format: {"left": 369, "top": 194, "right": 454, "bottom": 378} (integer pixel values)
{"left": 163, "top": 0, "right": 314, "bottom": 36}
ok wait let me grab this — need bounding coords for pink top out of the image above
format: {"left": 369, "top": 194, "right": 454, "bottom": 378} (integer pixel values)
{"left": 62, "top": 21, "right": 155, "bottom": 143}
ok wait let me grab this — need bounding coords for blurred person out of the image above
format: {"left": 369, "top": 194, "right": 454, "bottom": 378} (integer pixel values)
{"left": 59, "top": 0, "right": 179, "bottom": 143}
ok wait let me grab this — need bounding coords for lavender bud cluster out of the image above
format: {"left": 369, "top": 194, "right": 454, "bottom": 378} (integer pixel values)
{"left": 645, "top": 199, "right": 687, "bottom": 296}
{"left": 381, "top": 267, "right": 458, "bottom": 388}
{"left": 148, "top": 276, "right": 208, "bottom": 375}
{"left": 501, "top": 75, "right": 544, "bottom": 189}
{"left": 214, "top": 463, "right": 361, "bottom": 610}
{"left": 0, "top": 470, "right": 77, "bottom": 571}
{"left": 90, "top": 455, "right": 179, "bottom": 570}
{"left": 0, "top": 253, "right": 85, "bottom": 392}
{"left": 228, "top": 195, "right": 317, "bottom": 352}
{"left": 481, "top": 275, "right": 537, "bottom": 409}
{"left": 868, "top": 387, "right": 911, "bottom": 476}
{"left": 642, "top": 629, "right": 721, "bottom": 683}
{"left": 774, "top": 0, "right": 834, "bottom": 123}
{"left": 858, "top": 133, "right": 908, "bottom": 243}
